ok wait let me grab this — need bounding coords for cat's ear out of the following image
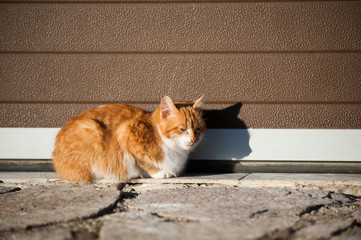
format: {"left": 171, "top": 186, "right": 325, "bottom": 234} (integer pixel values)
{"left": 160, "top": 96, "right": 178, "bottom": 118}
{"left": 193, "top": 95, "right": 205, "bottom": 110}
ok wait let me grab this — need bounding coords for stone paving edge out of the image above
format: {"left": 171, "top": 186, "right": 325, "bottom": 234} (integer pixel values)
{"left": 0, "top": 172, "right": 360, "bottom": 195}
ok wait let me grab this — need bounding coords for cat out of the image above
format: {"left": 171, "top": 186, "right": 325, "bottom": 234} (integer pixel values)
{"left": 52, "top": 96, "right": 205, "bottom": 183}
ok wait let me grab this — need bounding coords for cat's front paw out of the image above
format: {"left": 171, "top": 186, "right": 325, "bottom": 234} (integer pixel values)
{"left": 150, "top": 170, "right": 174, "bottom": 179}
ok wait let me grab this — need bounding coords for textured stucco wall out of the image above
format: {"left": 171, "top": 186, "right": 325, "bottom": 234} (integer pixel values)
{"left": 1, "top": 1, "right": 360, "bottom": 128}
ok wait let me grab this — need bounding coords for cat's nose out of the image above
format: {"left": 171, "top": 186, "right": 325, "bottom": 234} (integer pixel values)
{"left": 190, "top": 137, "right": 196, "bottom": 143}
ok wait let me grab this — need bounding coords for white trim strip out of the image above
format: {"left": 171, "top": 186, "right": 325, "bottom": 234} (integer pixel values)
{"left": 0, "top": 128, "right": 59, "bottom": 159}
{"left": 190, "top": 129, "right": 361, "bottom": 161}
{"left": 0, "top": 128, "right": 360, "bottom": 162}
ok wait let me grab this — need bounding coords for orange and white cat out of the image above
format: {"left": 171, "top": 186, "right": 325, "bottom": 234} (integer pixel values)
{"left": 52, "top": 96, "right": 205, "bottom": 183}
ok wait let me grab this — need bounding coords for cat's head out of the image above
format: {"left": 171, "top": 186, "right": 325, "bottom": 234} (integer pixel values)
{"left": 157, "top": 96, "right": 206, "bottom": 151}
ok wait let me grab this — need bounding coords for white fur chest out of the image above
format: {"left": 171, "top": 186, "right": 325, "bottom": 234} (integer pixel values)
{"left": 152, "top": 134, "right": 190, "bottom": 178}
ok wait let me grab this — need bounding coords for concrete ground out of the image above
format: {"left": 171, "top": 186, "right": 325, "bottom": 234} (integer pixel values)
{"left": 0, "top": 172, "right": 361, "bottom": 240}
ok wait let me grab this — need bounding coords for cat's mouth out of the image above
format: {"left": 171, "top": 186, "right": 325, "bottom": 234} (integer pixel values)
{"left": 186, "top": 142, "right": 197, "bottom": 149}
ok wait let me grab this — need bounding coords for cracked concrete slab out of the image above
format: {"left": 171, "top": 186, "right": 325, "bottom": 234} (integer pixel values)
{"left": 0, "top": 183, "right": 119, "bottom": 232}
{"left": 100, "top": 185, "right": 361, "bottom": 240}
{"left": 259, "top": 203, "right": 361, "bottom": 240}
{"left": 1, "top": 174, "right": 360, "bottom": 240}
{"left": 126, "top": 186, "right": 325, "bottom": 221}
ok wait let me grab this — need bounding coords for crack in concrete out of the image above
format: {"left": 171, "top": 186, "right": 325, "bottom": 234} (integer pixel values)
{"left": 238, "top": 173, "right": 250, "bottom": 181}
{"left": 341, "top": 193, "right": 361, "bottom": 203}
{"left": 2, "top": 182, "right": 361, "bottom": 240}
{"left": 0, "top": 184, "right": 140, "bottom": 240}
{"left": 0, "top": 187, "right": 22, "bottom": 195}
{"left": 249, "top": 209, "right": 269, "bottom": 218}
{"left": 23, "top": 190, "right": 125, "bottom": 231}
{"left": 150, "top": 212, "right": 199, "bottom": 223}
{"left": 0, "top": 191, "right": 124, "bottom": 239}
{"left": 0, "top": 215, "right": 104, "bottom": 240}
{"left": 257, "top": 200, "right": 360, "bottom": 240}
{"left": 331, "top": 220, "right": 361, "bottom": 237}
{"left": 298, "top": 204, "right": 326, "bottom": 217}
{"left": 322, "top": 191, "right": 334, "bottom": 200}
{"left": 59, "top": 188, "right": 139, "bottom": 240}
{"left": 322, "top": 191, "right": 361, "bottom": 203}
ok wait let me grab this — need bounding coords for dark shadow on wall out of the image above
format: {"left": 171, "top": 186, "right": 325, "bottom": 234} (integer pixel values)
{"left": 203, "top": 103, "right": 247, "bottom": 129}
{"left": 186, "top": 103, "right": 252, "bottom": 173}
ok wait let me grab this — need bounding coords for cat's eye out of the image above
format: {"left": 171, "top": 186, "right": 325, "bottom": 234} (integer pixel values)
{"left": 179, "top": 128, "right": 186, "bottom": 132}
{"left": 195, "top": 127, "right": 202, "bottom": 132}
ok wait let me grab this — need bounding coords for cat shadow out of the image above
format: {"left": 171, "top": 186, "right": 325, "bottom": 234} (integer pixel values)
{"left": 186, "top": 103, "right": 252, "bottom": 173}
{"left": 203, "top": 102, "right": 248, "bottom": 129}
